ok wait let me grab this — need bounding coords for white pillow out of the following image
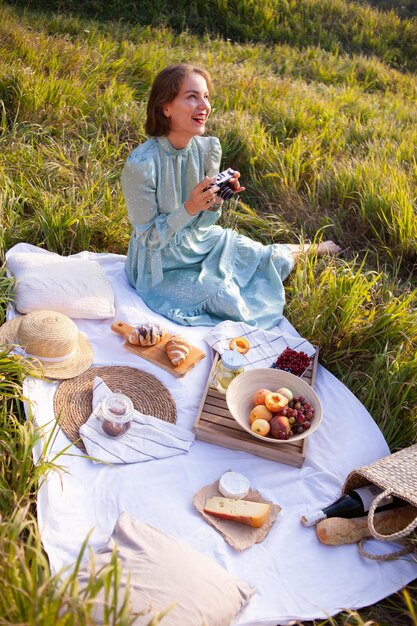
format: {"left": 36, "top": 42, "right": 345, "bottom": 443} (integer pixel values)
{"left": 77, "top": 512, "right": 255, "bottom": 626}
{"left": 6, "top": 252, "right": 115, "bottom": 320}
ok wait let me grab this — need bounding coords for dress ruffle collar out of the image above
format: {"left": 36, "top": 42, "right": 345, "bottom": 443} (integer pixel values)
{"left": 157, "top": 136, "right": 193, "bottom": 156}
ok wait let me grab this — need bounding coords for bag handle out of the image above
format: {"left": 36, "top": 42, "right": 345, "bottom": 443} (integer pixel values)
{"left": 368, "top": 490, "right": 417, "bottom": 541}
{"left": 358, "top": 538, "right": 412, "bottom": 561}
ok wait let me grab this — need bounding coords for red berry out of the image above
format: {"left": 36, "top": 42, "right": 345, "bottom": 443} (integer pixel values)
{"left": 273, "top": 348, "right": 311, "bottom": 376}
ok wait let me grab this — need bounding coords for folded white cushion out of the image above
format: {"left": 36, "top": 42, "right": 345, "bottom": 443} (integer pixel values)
{"left": 6, "top": 251, "right": 115, "bottom": 319}
{"left": 77, "top": 511, "right": 255, "bottom": 626}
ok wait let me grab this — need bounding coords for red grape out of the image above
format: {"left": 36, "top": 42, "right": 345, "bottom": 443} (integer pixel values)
{"left": 271, "top": 347, "right": 312, "bottom": 376}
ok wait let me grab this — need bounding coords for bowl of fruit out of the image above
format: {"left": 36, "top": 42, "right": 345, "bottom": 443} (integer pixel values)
{"left": 225, "top": 368, "right": 323, "bottom": 443}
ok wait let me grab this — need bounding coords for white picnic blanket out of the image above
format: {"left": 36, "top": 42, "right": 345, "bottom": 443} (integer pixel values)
{"left": 7, "top": 243, "right": 417, "bottom": 626}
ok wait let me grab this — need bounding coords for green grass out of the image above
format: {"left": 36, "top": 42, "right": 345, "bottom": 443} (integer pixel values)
{"left": 356, "top": 0, "right": 417, "bottom": 19}
{"left": 0, "top": 0, "right": 416, "bottom": 624}
{"left": 6, "top": 0, "right": 417, "bottom": 71}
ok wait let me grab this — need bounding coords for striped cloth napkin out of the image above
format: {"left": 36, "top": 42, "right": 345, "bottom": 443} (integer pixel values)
{"left": 204, "top": 321, "right": 316, "bottom": 370}
{"left": 79, "top": 377, "right": 195, "bottom": 464}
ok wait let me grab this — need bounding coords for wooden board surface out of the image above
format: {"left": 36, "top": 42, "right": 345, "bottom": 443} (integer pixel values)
{"left": 193, "top": 348, "right": 319, "bottom": 467}
{"left": 111, "top": 321, "right": 206, "bottom": 378}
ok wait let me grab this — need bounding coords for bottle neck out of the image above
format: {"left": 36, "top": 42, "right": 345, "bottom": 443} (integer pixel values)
{"left": 301, "top": 485, "right": 393, "bottom": 527}
{"left": 301, "top": 510, "right": 327, "bottom": 526}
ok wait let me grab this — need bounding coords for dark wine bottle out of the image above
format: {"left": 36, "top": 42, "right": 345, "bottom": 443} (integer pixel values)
{"left": 301, "top": 484, "right": 403, "bottom": 527}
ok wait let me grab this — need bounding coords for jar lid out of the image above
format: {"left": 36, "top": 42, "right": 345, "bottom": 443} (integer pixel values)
{"left": 221, "top": 349, "right": 245, "bottom": 371}
{"left": 101, "top": 392, "right": 134, "bottom": 424}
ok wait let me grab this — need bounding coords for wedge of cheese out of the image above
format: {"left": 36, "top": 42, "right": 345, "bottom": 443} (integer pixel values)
{"left": 203, "top": 496, "right": 270, "bottom": 528}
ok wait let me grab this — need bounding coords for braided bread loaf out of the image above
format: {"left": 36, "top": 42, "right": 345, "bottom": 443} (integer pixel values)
{"left": 128, "top": 322, "right": 164, "bottom": 347}
{"left": 165, "top": 335, "right": 190, "bottom": 367}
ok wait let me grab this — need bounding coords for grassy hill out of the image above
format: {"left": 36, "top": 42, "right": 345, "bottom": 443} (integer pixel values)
{"left": 0, "top": 0, "right": 416, "bottom": 624}
{"left": 356, "top": 0, "right": 417, "bottom": 18}
{"left": 6, "top": 0, "right": 417, "bottom": 71}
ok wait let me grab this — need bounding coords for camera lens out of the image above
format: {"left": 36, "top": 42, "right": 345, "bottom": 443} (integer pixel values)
{"left": 218, "top": 186, "right": 235, "bottom": 201}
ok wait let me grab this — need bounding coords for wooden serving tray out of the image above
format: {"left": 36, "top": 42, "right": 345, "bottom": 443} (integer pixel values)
{"left": 193, "top": 348, "right": 319, "bottom": 467}
{"left": 111, "top": 321, "right": 205, "bottom": 378}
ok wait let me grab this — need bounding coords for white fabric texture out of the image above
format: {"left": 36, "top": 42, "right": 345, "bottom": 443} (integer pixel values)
{"left": 204, "top": 320, "right": 316, "bottom": 369}
{"left": 79, "top": 376, "right": 195, "bottom": 464}
{"left": 76, "top": 511, "right": 255, "bottom": 626}
{"left": 8, "top": 242, "right": 416, "bottom": 626}
{"left": 6, "top": 249, "right": 115, "bottom": 319}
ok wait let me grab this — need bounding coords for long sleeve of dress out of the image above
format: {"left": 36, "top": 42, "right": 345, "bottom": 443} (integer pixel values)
{"left": 121, "top": 155, "right": 194, "bottom": 252}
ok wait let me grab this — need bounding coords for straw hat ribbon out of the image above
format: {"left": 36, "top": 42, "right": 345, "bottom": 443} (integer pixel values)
{"left": 0, "top": 310, "right": 93, "bottom": 379}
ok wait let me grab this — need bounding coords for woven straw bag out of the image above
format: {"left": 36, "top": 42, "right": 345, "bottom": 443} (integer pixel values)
{"left": 342, "top": 445, "right": 417, "bottom": 560}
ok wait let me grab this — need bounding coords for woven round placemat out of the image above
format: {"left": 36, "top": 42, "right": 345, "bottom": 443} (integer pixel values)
{"left": 54, "top": 366, "right": 177, "bottom": 451}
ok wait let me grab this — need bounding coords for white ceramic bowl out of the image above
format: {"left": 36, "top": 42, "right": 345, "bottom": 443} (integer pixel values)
{"left": 226, "top": 368, "right": 323, "bottom": 443}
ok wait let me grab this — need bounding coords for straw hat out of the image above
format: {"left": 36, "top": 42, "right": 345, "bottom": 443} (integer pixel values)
{"left": 0, "top": 310, "right": 93, "bottom": 379}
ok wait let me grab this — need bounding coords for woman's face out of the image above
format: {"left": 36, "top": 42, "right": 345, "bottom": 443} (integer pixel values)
{"left": 163, "top": 72, "right": 211, "bottom": 147}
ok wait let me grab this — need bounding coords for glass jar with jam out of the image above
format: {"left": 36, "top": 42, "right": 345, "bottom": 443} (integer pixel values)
{"left": 211, "top": 348, "right": 245, "bottom": 394}
{"left": 96, "top": 391, "right": 134, "bottom": 437}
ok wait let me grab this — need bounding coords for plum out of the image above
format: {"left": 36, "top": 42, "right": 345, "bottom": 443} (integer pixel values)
{"left": 269, "top": 415, "right": 291, "bottom": 439}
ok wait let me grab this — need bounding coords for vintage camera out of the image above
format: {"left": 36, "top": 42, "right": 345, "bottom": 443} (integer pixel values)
{"left": 210, "top": 168, "right": 238, "bottom": 201}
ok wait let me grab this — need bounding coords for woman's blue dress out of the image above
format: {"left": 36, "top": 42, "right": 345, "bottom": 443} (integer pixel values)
{"left": 122, "top": 135, "right": 294, "bottom": 329}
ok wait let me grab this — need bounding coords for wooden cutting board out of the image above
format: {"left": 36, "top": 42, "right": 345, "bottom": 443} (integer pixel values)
{"left": 111, "top": 321, "right": 206, "bottom": 378}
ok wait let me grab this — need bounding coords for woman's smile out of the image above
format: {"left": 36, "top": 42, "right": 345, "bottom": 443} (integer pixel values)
{"left": 192, "top": 113, "right": 207, "bottom": 125}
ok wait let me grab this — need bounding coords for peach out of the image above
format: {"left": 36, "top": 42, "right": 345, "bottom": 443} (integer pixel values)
{"left": 253, "top": 388, "right": 272, "bottom": 406}
{"left": 251, "top": 419, "right": 271, "bottom": 437}
{"left": 249, "top": 404, "right": 273, "bottom": 424}
{"left": 229, "top": 336, "right": 251, "bottom": 354}
{"left": 264, "top": 391, "right": 289, "bottom": 412}
{"left": 270, "top": 415, "right": 291, "bottom": 440}
{"left": 276, "top": 387, "right": 294, "bottom": 402}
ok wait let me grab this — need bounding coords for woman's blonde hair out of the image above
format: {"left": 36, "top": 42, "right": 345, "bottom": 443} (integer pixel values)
{"left": 145, "top": 63, "right": 212, "bottom": 137}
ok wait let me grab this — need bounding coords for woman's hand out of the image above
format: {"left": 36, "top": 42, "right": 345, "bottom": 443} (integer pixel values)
{"left": 184, "top": 171, "right": 245, "bottom": 216}
{"left": 228, "top": 171, "right": 245, "bottom": 194}
{"left": 184, "top": 177, "right": 221, "bottom": 216}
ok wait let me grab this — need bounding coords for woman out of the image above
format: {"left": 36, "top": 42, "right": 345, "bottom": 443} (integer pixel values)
{"left": 122, "top": 63, "right": 340, "bottom": 329}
